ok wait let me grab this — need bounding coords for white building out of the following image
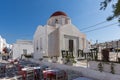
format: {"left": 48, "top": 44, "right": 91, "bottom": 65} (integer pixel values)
{"left": 33, "top": 11, "right": 90, "bottom": 60}
{"left": 0, "top": 35, "right": 7, "bottom": 53}
{"left": 12, "top": 40, "right": 33, "bottom": 59}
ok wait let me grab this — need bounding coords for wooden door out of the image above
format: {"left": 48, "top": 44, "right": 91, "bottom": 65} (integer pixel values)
{"left": 69, "top": 40, "right": 73, "bottom": 52}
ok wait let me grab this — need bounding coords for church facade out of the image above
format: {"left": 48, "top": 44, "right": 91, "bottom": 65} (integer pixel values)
{"left": 33, "top": 11, "right": 90, "bottom": 60}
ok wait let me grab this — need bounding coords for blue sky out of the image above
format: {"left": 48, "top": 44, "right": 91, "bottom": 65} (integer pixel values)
{"left": 0, "top": 0, "right": 120, "bottom": 44}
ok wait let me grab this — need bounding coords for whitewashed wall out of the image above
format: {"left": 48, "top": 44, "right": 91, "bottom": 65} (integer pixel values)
{"left": 12, "top": 43, "right": 33, "bottom": 59}
{"left": 59, "top": 24, "right": 86, "bottom": 50}
{"left": 48, "top": 28, "right": 59, "bottom": 57}
{"left": 34, "top": 25, "right": 47, "bottom": 59}
{"left": 0, "top": 36, "right": 7, "bottom": 52}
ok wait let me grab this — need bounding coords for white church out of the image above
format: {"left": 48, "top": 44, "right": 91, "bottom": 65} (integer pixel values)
{"left": 33, "top": 11, "right": 90, "bottom": 61}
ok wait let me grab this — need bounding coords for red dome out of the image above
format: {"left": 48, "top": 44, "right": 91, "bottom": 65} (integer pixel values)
{"left": 50, "top": 11, "right": 67, "bottom": 17}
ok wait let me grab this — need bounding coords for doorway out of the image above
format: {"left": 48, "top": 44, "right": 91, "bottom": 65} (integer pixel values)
{"left": 69, "top": 40, "right": 74, "bottom": 52}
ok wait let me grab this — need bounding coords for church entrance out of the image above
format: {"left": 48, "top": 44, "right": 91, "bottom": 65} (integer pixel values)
{"left": 64, "top": 35, "right": 79, "bottom": 57}
{"left": 69, "top": 40, "right": 74, "bottom": 52}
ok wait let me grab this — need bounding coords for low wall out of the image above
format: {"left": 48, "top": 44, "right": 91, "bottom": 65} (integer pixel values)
{"left": 89, "top": 61, "right": 120, "bottom": 75}
{"left": 30, "top": 59, "right": 120, "bottom": 80}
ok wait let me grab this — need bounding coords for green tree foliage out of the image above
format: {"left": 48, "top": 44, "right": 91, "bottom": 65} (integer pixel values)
{"left": 110, "top": 63, "right": 115, "bottom": 74}
{"left": 100, "top": 0, "right": 120, "bottom": 22}
{"left": 64, "top": 54, "right": 76, "bottom": 64}
{"left": 98, "top": 62, "right": 103, "bottom": 72}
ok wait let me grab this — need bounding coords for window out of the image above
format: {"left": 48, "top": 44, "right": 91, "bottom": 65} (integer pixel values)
{"left": 23, "top": 49, "right": 27, "bottom": 55}
{"left": 36, "top": 40, "right": 39, "bottom": 51}
{"left": 40, "top": 38, "right": 42, "bottom": 50}
{"left": 69, "top": 40, "right": 74, "bottom": 52}
{"left": 55, "top": 19, "right": 58, "bottom": 24}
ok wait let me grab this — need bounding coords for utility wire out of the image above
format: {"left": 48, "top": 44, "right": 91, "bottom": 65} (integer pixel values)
{"left": 80, "top": 21, "right": 107, "bottom": 31}
{"left": 83, "top": 22, "right": 118, "bottom": 33}
{"left": 80, "top": 17, "right": 118, "bottom": 31}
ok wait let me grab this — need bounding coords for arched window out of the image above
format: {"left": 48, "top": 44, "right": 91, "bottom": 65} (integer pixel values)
{"left": 55, "top": 19, "right": 58, "bottom": 24}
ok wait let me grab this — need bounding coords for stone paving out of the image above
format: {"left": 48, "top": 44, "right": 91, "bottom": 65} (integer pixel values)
{"left": 0, "top": 59, "right": 97, "bottom": 80}
{"left": 65, "top": 69, "right": 95, "bottom": 80}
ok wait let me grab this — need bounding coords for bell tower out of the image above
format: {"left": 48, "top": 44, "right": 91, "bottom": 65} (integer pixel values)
{"left": 47, "top": 11, "right": 71, "bottom": 27}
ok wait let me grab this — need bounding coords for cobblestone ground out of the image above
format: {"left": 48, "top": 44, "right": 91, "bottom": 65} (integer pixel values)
{"left": 66, "top": 70, "right": 81, "bottom": 80}
{"left": 65, "top": 70, "right": 95, "bottom": 80}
